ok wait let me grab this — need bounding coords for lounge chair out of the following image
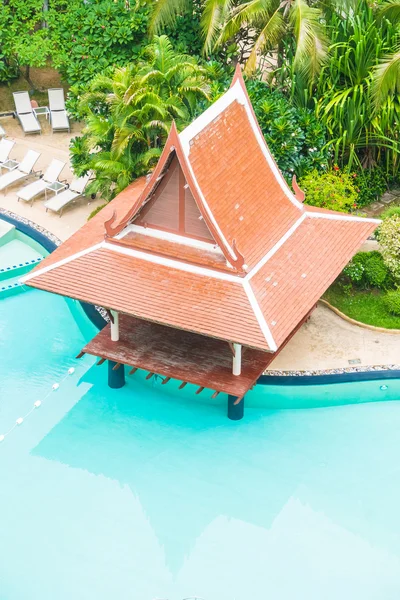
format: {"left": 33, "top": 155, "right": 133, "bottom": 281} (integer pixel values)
{"left": 17, "top": 159, "right": 66, "bottom": 205}
{"left": 48, "top": 89, "right": 70, "bottom": 133}
{"left": 0, "top": 125, "right": 5, "bottom": 138}
{"left": 0, "top": 138, "right": 15, "bottom": 169}
{"left": 0, "top": 150, "right": 40, "bottom": 193}
{"left": 44, "top": 173, "right": 92, "bottom": 216}
{"left": 13, "top": 92, "right": 41, "bottom": 135}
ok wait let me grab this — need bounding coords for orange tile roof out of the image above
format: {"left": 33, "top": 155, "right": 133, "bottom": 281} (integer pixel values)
{"left": 27, "top": 246, "right": 269, "bottom": 350}
{"left": 24, "top": 67, "right": 379, "bottom": 354}
{"left": 187, "top": 100, "right": 301, "bottom": 269}
{"left": 249, "top": 214, "right": 377, "bottom": 347}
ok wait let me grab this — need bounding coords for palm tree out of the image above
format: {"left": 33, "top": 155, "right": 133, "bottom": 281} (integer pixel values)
{"left": 71, "top": 35, "right": 211, "bottom": 201}
{"left": 150, "top": 0, "right": 328, "bottom": 83}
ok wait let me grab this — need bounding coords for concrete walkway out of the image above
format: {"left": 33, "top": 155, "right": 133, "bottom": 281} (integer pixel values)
{"left": 268, "top": 303, "right": 399, "bottom": 372}
{"left": 1, "top": 115, "right": 398, "bottom": 372}
{"left": 0, "top": 116, "right": 104, "bottom": 241}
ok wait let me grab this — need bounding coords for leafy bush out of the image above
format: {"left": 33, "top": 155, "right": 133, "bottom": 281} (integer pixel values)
{"left": 354, "top": 167, "right": 387, "bottom": 207}
{"left": 378, "top": 216, "right": 400, "bottom": 280}
{"left": 49, "top": 0, "right": 149, "bottom": 85}
{"left": 246, "top": 80, "right": 330, "bottom": 180}
{"left": 384, "top": 290, "right": 400, "bottom": 316}
{"left": 381, "top": 206, "right": 400, "bottom": 220}
{"left": 364, "top": 252, "right": 392, "bottom": 288}
{"left": 343, "top": 251, "right": 392, "bottom": 289}
{"left": 300, "top": 168, "right": 358, "bottom": 212}
{"left": 343, "top": 253, "right": 368, "bottom": 283}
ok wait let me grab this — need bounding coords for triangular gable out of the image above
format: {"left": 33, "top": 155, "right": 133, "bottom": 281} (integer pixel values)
{"left": 133, "top": 155, "right": 214, "bottom": 242}
{"left": 104, "top": 122, "right": 245, "bottom": 271}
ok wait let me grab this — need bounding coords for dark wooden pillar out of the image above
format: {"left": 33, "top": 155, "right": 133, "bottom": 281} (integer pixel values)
{"left": 108, "top": 360, "right": 125, "bottom": 389}
{"left": 228, "top": 394, "right": 244, "bottom": 420}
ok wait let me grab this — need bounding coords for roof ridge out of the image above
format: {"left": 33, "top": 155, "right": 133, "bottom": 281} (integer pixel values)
{"left": 243, "top": 279, "right": 277, "bottom": 352}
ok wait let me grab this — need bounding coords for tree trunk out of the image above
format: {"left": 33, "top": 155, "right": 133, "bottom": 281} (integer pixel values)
{"left": 42, "top": 0, "right": 49, "bottom": 28}
{"left": 22, "top": 65, "right": 35, "bottom": 91}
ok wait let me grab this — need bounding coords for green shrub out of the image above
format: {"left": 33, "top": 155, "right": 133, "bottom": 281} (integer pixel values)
{"left": 384, "top": 290, "right": 400, "bottom": 316}
{"left": 343, "top": 252, "right": 367, "bottom": 283}
{"left": 381, "top": 206, "right": 400, "bottom": 220}
{"left": 364, "top": 251, "right": 391, "bottom": 288}
{"left": 246, "top": 80, "right": 330, "bottom": 181}
{"left": 301, "top": 168, "right": 358, "bottom": 212}
{"left": 378, "top": 216, "right": 400, "bottom": 280}
{"left": 353, "top": 167, "right": 387, "bottom": 208}
{"left": 343, "top": 251, "right": 393, "bottom": 289}
{"left": 49, "top": 0, "right": 150, "bottom": 86}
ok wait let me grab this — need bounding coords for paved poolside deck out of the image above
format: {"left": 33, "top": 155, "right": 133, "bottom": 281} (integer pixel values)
{"left": 1, "top": 115, "right": 398, "bottom": 373}
{"left": 0, "top": 116, "right": 104, "bottom": 241}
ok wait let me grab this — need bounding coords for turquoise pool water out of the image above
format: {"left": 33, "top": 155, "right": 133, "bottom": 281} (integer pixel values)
{"left": 2, "top": 236, "right": 400, "bottom": 599}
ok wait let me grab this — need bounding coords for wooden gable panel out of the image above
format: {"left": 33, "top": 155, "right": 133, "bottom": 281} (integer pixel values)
{"left": 136, "top": 158, "right": 180, "bottom": 230}
{"left": 184, "top": 186, "right": 214, "bottom": 240}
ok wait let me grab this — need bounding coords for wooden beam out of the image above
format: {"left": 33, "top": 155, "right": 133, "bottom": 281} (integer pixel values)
{"left": 128, "top": 367, "right": 138, "bottom": 375}
{"left": 146, "top": 372, "right": 155, "bottom": 380}
{"left": 112, "top": 362, "right": 121, "bottom": 371}
{"left": 233, "top": 394, "right": 245, "bottom": 405}
{"left": 228, "top": 341, "right": 235, "bottom": 356}
{"left": 162, "top": 376, "right": 171, "bottom": 385}
{"left": 96, "top": 357, "right": 106, "bottom": 366}
{"left": 178, "top": 381, "right": 187, "bottom": 389}
{"left": 76, "top": 351, "right": 85, "bottom": 359}
{"left": 196, "top": 386, "right": 205, "bottom": 395}
{"left": 211, "top": 391, "right": 220, "bottom": 399}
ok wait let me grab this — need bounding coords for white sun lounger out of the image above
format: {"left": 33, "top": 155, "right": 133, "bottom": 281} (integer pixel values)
{"left": 0, "top": 125, "right": 5, "bottom": 138}
{"left": 17, "top": 159, "right": 65, "bottom": 205}
{"left": 44, "top": 173, "right": 92, "bottom": 216}
{"left": 13, "top": 92, "right": 41, "bottom": 135}
{"left": 48, "top": 89, "right": 70, "bottom": 132}
{"left": 0, "top": 138, "right": 15, "bottom": 168}
{"left": 0, "top": 150, "right": 40, "bottom": 192}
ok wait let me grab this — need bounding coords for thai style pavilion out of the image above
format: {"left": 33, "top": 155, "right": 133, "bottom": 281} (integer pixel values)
{"left": 23, "top": 66, "right": 378, "bottom": 419}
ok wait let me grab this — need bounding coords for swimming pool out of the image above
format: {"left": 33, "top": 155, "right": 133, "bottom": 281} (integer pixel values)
{"left": 2, "top": 232, "right": 400, "bottom": 599}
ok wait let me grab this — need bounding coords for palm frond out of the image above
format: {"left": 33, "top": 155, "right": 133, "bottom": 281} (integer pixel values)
{"left": 149, "top": 0, "right": 189, "bottom": 33}
{"left": 291, "top": 0, "right": 329, "bottom": 83}
{"left": 244, "top": 7, "right": 284, "bottom": 74}
{"left": 371, "top": 51, "right": 400, "bottom": 109}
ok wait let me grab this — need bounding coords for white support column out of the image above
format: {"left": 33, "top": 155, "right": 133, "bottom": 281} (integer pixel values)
{"left": 232, "top": 343, "right": 242, "bottom": 376}
{"left": 110, "top": 310, "right": 119, "bottom": 342}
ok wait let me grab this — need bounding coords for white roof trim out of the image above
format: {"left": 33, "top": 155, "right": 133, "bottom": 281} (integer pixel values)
{"left": 179, "top": 79, "right": 304, "bottom": 211}
{"left": 306, "top": 211, "right": 380, "bottom": 224}
{"left": 20, "top": 242, "right": 104, "bottom": 283}
{"left": 118, "top": 223, "right": 223, "bottom": 254}
{"left": 179, "top": 85, "right": 239, "bottom": 155}
{"left": 243, "top": 279, "right": 277, "bottom": 351}
{"left": 104, "top": 242, "right": 242, "bottom": 282}
{"left": 246, "top": 214, "right": 307, "bottom": 281}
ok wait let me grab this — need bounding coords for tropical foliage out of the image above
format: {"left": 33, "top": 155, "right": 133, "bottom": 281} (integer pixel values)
{"left": 300, "top": 169, "right": 359, "bottom": 213}
{"left": 247, "top": 79, "right": 329, "bottom": 179}
{"left": 378, "top": 215, "right": 400, "bottom": 280}
{"left": 49, "top": 0, "right": 149, "bottom": 85}
{"left": 70, "top": 35, "right": 210, "bottom": 201}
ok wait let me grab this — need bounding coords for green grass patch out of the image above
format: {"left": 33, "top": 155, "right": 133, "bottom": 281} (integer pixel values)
{"left": 323, "top": 283, "right": 400, "bottom": 329}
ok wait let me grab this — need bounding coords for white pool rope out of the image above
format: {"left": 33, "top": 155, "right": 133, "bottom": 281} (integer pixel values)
{"left": 0, "top": 366, "right": 77, "bottom": 444}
